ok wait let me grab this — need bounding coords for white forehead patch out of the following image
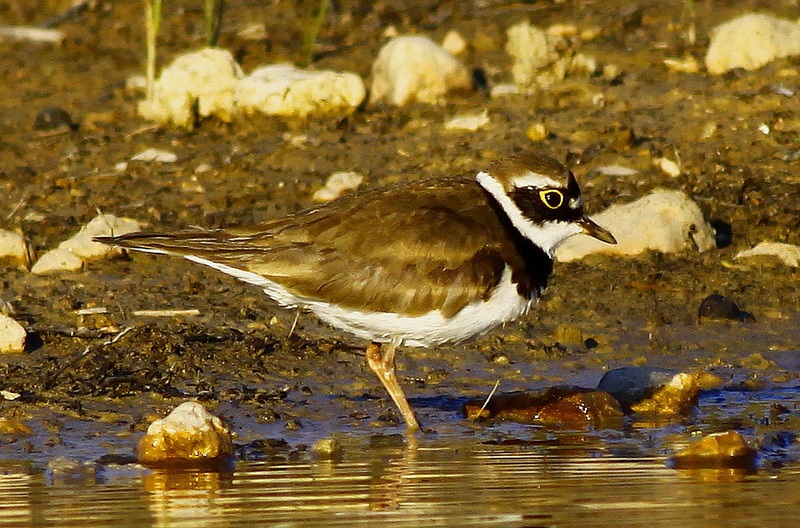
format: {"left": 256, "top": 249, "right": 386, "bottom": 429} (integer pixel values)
{"left": 509, "top": 170, "right": 562, "bottom": 189}
{"left": 569, "top": 196, "right": 582, "bottom": 209}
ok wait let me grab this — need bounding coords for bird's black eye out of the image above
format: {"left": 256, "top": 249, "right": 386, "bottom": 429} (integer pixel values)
{"left": 539, "top": 189, "right": 564, "bottom": 209}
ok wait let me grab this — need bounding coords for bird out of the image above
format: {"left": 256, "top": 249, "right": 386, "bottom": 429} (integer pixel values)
{"left": 94, "top": 152, "right": 616, "bottom": 430}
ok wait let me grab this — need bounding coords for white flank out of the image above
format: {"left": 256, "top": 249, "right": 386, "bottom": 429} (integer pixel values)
{"left": 306, "top": 266, "right": 531, "bottom": 347}
{"left": 476, "top": 171, "right": 583, "bottom": 255}
{"left": 179, "top": 255, "right": 531, "bottom": 348}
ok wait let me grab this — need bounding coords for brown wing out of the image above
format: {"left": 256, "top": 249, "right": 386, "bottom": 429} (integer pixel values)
{"left": 102, "top": 178, "right": 510, "bottom": 317}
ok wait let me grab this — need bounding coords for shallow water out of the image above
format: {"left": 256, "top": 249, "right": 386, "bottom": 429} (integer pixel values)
{"left": 2, "top": 388, "right": 799, "bottom": 528}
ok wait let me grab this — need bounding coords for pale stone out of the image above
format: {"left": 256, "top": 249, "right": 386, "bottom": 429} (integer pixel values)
{"left": 369, "top": 35, "right": 471, "bottom": 106}
{"left": 525, "top": 122, "right": 548, "bottom": 142}
{"left": 236, "top": 63, "right": 365, "bottom": 118}
{"left": 312, "top": 171, "right": 364, "bottom": 202}
{"left": 705, "top": 14, "right": 800, "bottom": 75}
{"left": 0, "top": 229, "right": 34, "bottom": 269}
{"left": 654, "top": 157, "right": 681, "bottom": 177}
{"left": 593, "top": 165, "right": 639, "bottom": 176}
{"left": 556, "top": 189, "right": 716, "bottom": 262}
{"left": 31, "top": 214, "right": 142, "bottom": 274}
{"left": 490, "top": 83, "right": 521, "bottom": 97}
{"left": 0, "top": 314, "right": 26, "bottom": 354}
{"left": 735, "top": 242, "right": 800, "bottom": 267}
{"left": 444, "top": 110, "right": 490, "bottom": 132}
{"left": 506, "top": 20, "right": 557, "bottom": 87}
{"left": 664, "top": 55, "right": 700, "bottom": 73}
{"left": 130, "top": 148, "right": 178, "bottom": 163}
{"left": 441, "top": 29, "right": 467, "bottom": 55}
{"left": 30, "top": 248, "right": 83, "bottom": 274}
{"left": 138, "top": 401, "right": 233, "bottom": 464}
{"left": 138, "top": 48, "right": 244, "bottom": 128}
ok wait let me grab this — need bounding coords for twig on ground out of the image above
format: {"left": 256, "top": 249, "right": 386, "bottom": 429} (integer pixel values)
{"left": 472, "top": 379, "right": 501, "bottom": 421}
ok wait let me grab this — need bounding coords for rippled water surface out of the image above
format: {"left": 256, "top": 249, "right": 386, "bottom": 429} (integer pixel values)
{"left": 2, "top": 388, "right": 799, "bottom": 528}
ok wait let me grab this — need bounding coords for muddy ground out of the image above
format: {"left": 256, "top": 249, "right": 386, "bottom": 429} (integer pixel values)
{"left": 0, "top": 0, "right": 798, "bottom": 463}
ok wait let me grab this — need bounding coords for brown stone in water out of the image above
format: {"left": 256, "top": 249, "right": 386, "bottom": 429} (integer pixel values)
{"left": 630, "top": 371, "right": 723, "bottom": 415}
{"left": 0, "top": 417, "right": 32, "bottom": 435}
{"left": 671, "top": 431, "right": 758, "bottom": 470}
{"left": 464, "top": 386, "right": 623, "bottom": 426}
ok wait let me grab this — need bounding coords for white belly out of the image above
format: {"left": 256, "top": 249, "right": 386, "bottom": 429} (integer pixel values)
{"left": 183, "top": 255, "right": 531, "bottom": 347}
{"left": 304, "top": 266, "right": 531, "bottom": 346}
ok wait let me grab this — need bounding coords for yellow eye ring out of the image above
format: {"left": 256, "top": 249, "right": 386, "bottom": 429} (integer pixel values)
{"left": 539, "top": 190, "right": 564, "bottom": 209}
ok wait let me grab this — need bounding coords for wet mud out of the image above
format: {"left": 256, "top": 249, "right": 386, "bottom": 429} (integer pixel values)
{"left": 0, "top": 0, "right": 798, "bottom": 470}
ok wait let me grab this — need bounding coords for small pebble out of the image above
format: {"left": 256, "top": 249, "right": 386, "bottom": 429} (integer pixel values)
{"left": 471, "top": 68, "right": 489, "bottom": 92}
{"left": 34, "top": 106, "right": 75, "bottom": 131}
{"left": 312, "top": 171, "right": 364, "bottom": 202}
{"left": 130, "top": 148, "right": 178, "bottom": 163}
{"left": 526, "top": 122, "right": 548, "bottom": 142}
{"left": 445, "top": 110, "right": 489, "bottom": 132}
{"left": 313, "top": 437, "right": 341, "bottom": 458}
{"left": 0, "top": 313, "right": 26, "bottom": 353}
{"left": 441, "top": 29, "right": 467, "bottom": 55}
{"left": 698, "top": 294, "right": 754, "bottom": 322}
{"left": 709, "top": 219, "right": 733, "bottom": 248}
{"left": 0, "top": 229, "right": 35, "bottom": 269}
{"left": 735, "top": 242, "right": 800, "bottom": 267}
{"left": 653, "top": 156, "right": 681, "bottom": 177}
{"left": 491, "top": 353, "right": 510, "bottom": 365}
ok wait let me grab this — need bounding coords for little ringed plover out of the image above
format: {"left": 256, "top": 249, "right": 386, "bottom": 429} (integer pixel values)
{"left": 95, "top": 152, "right": 616, "bottom": 430}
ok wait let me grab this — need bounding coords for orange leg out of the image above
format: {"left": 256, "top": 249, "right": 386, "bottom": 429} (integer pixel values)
{"left": 365, "top": 341, "right": 421, "bottom": 430}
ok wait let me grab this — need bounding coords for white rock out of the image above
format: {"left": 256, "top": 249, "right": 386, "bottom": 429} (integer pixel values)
{"left": 556, "top": 189, "right": 716, "bottom": 262}
{"left": 0, "top": 25, "right": 64, "bottom": 44}
{"left": 490, "top": 83, "right": 521, "bottom": 98}
{"left": 138, "top": 401, "right": 233, "bottom": 464}
{"left": 444, "top": 110, "right": 490, "bottom": 132}
{"left": 442, "top": 29, "right": 467, "bottom": 55}
{"left": 30, "top": 248, "right": 84, "bottom": 274}
{"left": 735, "top": 242, "right": 800, "bottom": 267}
{"left": 506, "top": 20, "right": 557, "bottom": 87}
{"left": 236, "top": 63, "right": 365, "bottom": 118}
{"left": 1, "top": 390, "right": 20, "bottom": 400}
{"left": 593, "top": 165, "right": 639, "bottom": 177}
{"left": 138, "top": 48, "right": 244, "bottom": 128}
{"left": 31, "top": 214, "right": 142, "bottom": 274}
{"left": 663, "top": 55, "right": 700, "bottom": 73}
{"left": 369, "top": 35, "right": 471, "bottom": 106}
{"left": 0, "top": 314, "right": 26, "bottom": 354}
{"left": 705, "top": 14, "right": 800, "bottom": 75}
{"left": 130, "top": 148, "right": 178, "bottom": 163}
{"left": 654, "top": 157, "right": 681, "bottom": 177}
{"left": 0, "top": 229, "right": 34, "bottom": 269}
{"left": 312, "top": 171, "right": 364, "bottom": 202}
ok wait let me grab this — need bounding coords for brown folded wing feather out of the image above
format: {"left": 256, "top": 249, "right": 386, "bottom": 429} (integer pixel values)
{"left": 104, "top": 178, "right": 520, "bottom": 317}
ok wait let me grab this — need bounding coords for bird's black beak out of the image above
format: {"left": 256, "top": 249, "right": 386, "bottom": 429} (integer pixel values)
{"left": 579, "top": 216, "right": 616, "bottom": 245}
